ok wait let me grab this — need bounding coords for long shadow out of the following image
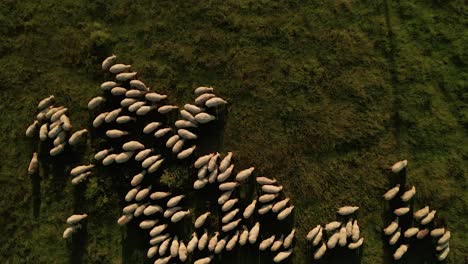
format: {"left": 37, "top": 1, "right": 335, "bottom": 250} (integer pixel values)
{"left": 30, "top": 172, "right": 41, "bottom": 218}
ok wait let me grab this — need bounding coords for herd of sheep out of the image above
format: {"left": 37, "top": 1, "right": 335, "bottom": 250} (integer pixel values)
{"left": 25, "top": 54, "right": 451, "bottom": 263}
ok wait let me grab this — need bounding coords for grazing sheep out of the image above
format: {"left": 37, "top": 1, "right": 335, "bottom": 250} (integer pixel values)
{"left": 235, "top": 167, "right": 255, "bottom": 182}
{"left": 348, "top": 237, "right": 364, "bottom": 249}
{"left": 271, "top": 235, "right": 284, "bottom": 252}
{"left": 259, "top": 193, "right": 278, "bottom": 203}
{"left": 134, "top": 203, "right": 148, "bottom": 218}
{"left": 123, "top": 141, "right": 145, "bottom": 151}
{"left": 60, "top": 115, "right": 72, "bottom": 131}
{"left": 194, "top": 86, "right": 214, "bottom": 95}
{"left": 148, "top": 159, "right": 164, "bottom": 173}
{"left": 438, "top": 246, "right": 450, "bottom": 261}
{"left": 147, "top": 246, "right": 158, "bottom": 259}
{"left": 111, "top": 87, "right": 127, "bottom": 96}
{"left": 128, "top": 101, "right": 145, "bottom": 112}
{"left": 352, "top": 220, "right": 360, "bottom": 242}
{"left": 327, "top": 232, "right": 340, "bottom": 249}
{"left": 39, "top": 124, "right": 48, "bottom": 141}
{"left": 194, "top": 153, "right": 213, "bottom": 169}
{"left": 222, "top": 209, "right": 239, "bottom": 224}
{"left": 389, "top": 228, "right": 401, "bottom": 245}
{"left": 104, "top": 108, "right": 122, "bottom": 123}
{"left": 158, "top": 238, "right": 172, "bottom": 257}
{"left": 136, "top": 105, "right": 155, "bottom": 116}
{"left": 394, "top": 207, "right": 410, "bottom": 216}
{"left": 120, "top": 98, "right": 137, "bottom": 107}
{"left": 273, "top": 249, "right": 293, "bottom": 263}
{"left": 208, "top": 232, "right": 219, "bottom": 252}
{"left": 88, "top": 96, "right": 106, "bottom": 110}
{"left": 218, "top": 189, "right": 234, "bottom": 204}
{"left": 102, "top": 153, "right": 117, "bottom": 166}
{"left": 115, "top": 151, "right": 134, "bottom": 163}
{"left": 150, "top": 234, "right": 169, "bottom": 245}
{"left": 150, "top": 191, "right": 172, "bottom": 200}
{"left": 430, "top": 227, "right": 445, "bottom": 237}
{"left": 221, "top": 198, "right": 238, "bottom": 212}
{"left": 262, "top": 185, "right": 283, "bottom": 194}
{"left": 391, "top": 160, "right": 408, "bottom": 173}
{"left": 106, "top": 129, "right": 128, "bottom": 138}
{"left": 68, "top": 129, "right": 88, "bottom": 145}
{"left": 195, "top": 93, "right": 216, "bottom": 105}
{"left": 38, "top": 95, "right": 55, "bottom": 110}
{"left": 158, "top": 105, "right": 178, "bottom": 114}
{"left": 195, "top": 212, "right": 211, "bottom": 228}
{"left": 218, "top": 152, "right": 233, "bottom": 172}
{"left": 116, "top": 116, "right": 136, "bottom": 124}
{"left": 259, "top": 235, "right": 276, "bottom": 250}
{"left": 184, "top": 104, "right": 204, "bottom": 114}
{"left": 383, "top": 184, "right": 400, "bottom": 200}
{"left": 130, "top": 171, "right": 146, "bottom": 186}
{"left": 145, "top": 92, "right": 167, "bottom": 102}
{"left": 339, "top": 227, "right": 347, "bottom": 247}
{"left": 149, "top": 224, "right": 168, "bottom": 237}
{"left": 50, "top": 143, "right": 66, "bottom": 156}
{"left": 283, "top": 229, "right": 296, "bottom": 248}
{"left": 243, "top": 200, "right": 257, "bottom": 219}
{"left": 154, "top": 127, "right": 172, "bottom": 138}
{"left": 384, "top": 219, "right": 399, "bottom": 235}
{"left": 198, "top": 231, "right": 209, "bottom": 251}
{"left": 194, "top": 256, "right": 213, "bottom": 264}
{"left": 143, "top": 122, "right": 161, "bottom": 135}
{"left": 154, "top": 255, "right": 171, "bottom": 264}
{"left": 26, "top": 120, "right": 39, "bottom": 137}
{"left": 167, "top": 195, "right": 185, "bottom": 207}
{"left": 164, "top": 206, "right": 182, "bottom": 218}
{"left": 187, "top": 234, "right": 199, "bottom": 253}
{"left": 438, "top": 231, "right": 451, "bottom": 244}
{"left": 47, "top": 124, "right": 62, "bottom": 139}
{"left": 307, "top": 225, "right": 322, "bottom": 241}
{"left": 313, "top": 227, "right": 323, "bottom": 246}
{"left": 53, "top": 131, "right": 66, "bottom": 146}
{"left": 45, "top": 106, "right": 63, "bottom": 120}
{"left": 92, "top": 112, "right": 108, "bottom": 128}
{"left": 194, "top": 178, "right": 208, "bottom": 190}
{"left": 219, "top": 182, "right": 239, "bottom": 191}
{"left": 125, "top": 187, "right": 141, "bottom": 202}
{"left": 436, "top": 242, "right": 449, "bottom": 251}
{"left": 249, "top": 222, "right": 260, "bottom": 244}
{"left": 404, "top": 227, "right": 419, "bottom": 238}
{"left": 194, "top": 112, "right": 216, "bottom": 124}
{"left": 109, "top": 63, "right": 131, "bottom": 74}
{"left": 217, "top": 164, "right": 234, "bottom": 182}
{"left": 178, "top": 241, "right": 187, "bottom": 262}
{"left": 170, "top": 236, "right": 179, "bottom": 257}
{"left": 226, "top": 231, "right": 239, "bottom": 251}
{"left": 100, "top": 81, "right": 118, "bottom": 91}
{"left": 208, "top": 167, "right": 218, "bottom": 183}
{"left": 325, "top": 221, "right": 342, "bottom": 232}
{"left": 207, "top": 153, "right": 219, "bottom": 172}
{"left": 50, "top": 108, "right": 68, "bottom": 122}
{"left": 393, "top": 244, "right": 408, "bottom": 260}
{"left": 258, "top": 204, "right": 273, "bottom": 215}
{"left": 413, "top": 206, "right": 430, "bottom": 220}
{"left": 140, "top": 220, "right": 158, "bottom": 229}
{"left": 71, "top": 171, "right": 92, "bottom": 185}
{"left": 144, "top": 205, "right": 163, "bottom": 216}
{"left": 66, "top": 214, "right": 88, "bottom": 225}
{"left": 135, "top": 185, "right": 152, "bottom": 201}
{"left": 256, "top": 176, "right": 277, "bottom": 185}
{"left": 178, "top": 129, "right": 197, "bottom": 140}
{"left": 180, "top": 110, "right": 197, "bottom": 123}
{"left": 401, "top": 186, "right": 416, "bottom": 202}
{"left": 141, "top": 154, "right": 160, "bottom": 168}
{"left": 117, "top": 214, "right": 133, "bottom": 225}
{"left": 346, "top": 219, "right": 353, "bottom": 237}
{"left": 177, "top": 145, "right": 196, "bottom": 159}
{"left": 63, "top": 225, "right": 80, "bottom": 239}
{"left": 175, "top": 120, "right": 197, "bottom": 128}
{"left": 277, "top": 205, "right": 294, "bottom": 220}
{"left": 314, "top": 242, "right": 327, "bottom": 260}
{"left": 70, "top": 164, "right": 94, "bottom": 176}
{"left": 337, "top": 206, "right": 359, "bottom": 216}
{"left": 129, "top": 80, "right": 147, "bottom": 91}
{"left": 28, "top": 152, "right": 39, "bottom": 175}
{"left": 205, "top": 97, "right": 227, "bottom": 108}
{"left": 239, "top": 226, "right": 249, "bottom": 246}
{"left": 222, "top": 219, "right": 241, "bottom": 232}
{"left": 101, "top": 55, "right": 117, "bottom": 70}
{"left": 421, "top": 210, "right": 436, "bottom": 225}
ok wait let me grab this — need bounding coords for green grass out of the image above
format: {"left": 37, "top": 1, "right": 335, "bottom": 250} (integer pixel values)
{"left": 0, "top": 0, "right": 466, "bottom": 263}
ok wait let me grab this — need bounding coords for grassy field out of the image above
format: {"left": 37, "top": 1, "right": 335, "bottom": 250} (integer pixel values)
{"left": 0, "top": 0, "right": 466, "bottom": 263}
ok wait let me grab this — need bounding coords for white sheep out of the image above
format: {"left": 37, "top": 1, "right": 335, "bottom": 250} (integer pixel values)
{"left": 102, "top": 153, "right": 117, "bottom": 166}
{"left": 178, "top": 129, "right": 197, "bottom": 140}
{"left": 53, "top": 131, "right": 66, "bottom": 146}
{"left": 438, "top": 246, "right": 450, "bottom": 261}
{"left": 122, "top": 141, "right": 145, "bottom": 151}
{"left": 184, "top": 104, "right": 204, "bottom": 114}
{"left": 170, "top": 236, "right": 179, "bottom": 257}
{"left": 194, "top": 86, "right": 214, "bottom": 95}
{"left": 145, "top": 92, "right": 167, "bottom": 102}
{"left": 314, "top": 242, "right": 327, "bottom": 260}
{"left": 248, "top": 222, "right": 260, "bottom": 244}
{"left": 207, "top": 153, "right": 219, "bottom": 171}
{"left": 218, "top": 190, "right": 234, "bottom": 204}
{"left": 222, "top": 209, "right": 239, "bottom": 224}
{"left": 164, "top": 207, "right": 182, "bottom": 219}
{"left": 258, "top": 204, "right": 273, "bottom": 215}
{"left": 273, "top": 249, "right": 293, "bottom": 263}
{"left": 134, "top": 203, "right": 149, "bottom": 217}
{"left": 222, "top": 219, "right": 241, "bottom": 232}
{"left": 239, "top": 226, "right": 249, "bottom": 246}
{"left": 413, "top": 206, "right": 429, "bottom": 220}
{"left": 104, "top": 108, "right": 122, "bottom": 123}
{"left": 325, "top": 221, "right": 342, "bottom": 232}
{"left": 154, "top": 255, "right": 171, "bottom": 264}
{"left": 271, "top": 235, "right": 284, "bottom": 252}
{"left": 256, "top": 176, "right": 277, "bottom": 185}
{"left": 50, "top": 143, "right": 66, "bottom": 156}
{"left": 219, "top": 152, "right": 232, "bottom": 172}
{"left": 158, "top": 105, "right": 178, "bottom": 114}
{"left": 70, "top": 164, "right": 94, "bottom": 176}
{"left": 208, "top": 168, "right": 218, "bottom": 183}
{"left": 60, "top": 115, "right": 72, "bottom": 131}
{"left": 117, "top": 214, "right": 133, "bottom": 225}
{"left": 194, "top": 112, "right": 216, "bottom": 123}
{"left": 122, "top": 203, "right": 138, "bottom": 214}
{"left": 221, "top": 198, "right": 238, "bottom": 212}
{"left": 391, "top": 160, "right": 408, "bottom": 173}
{"left": 277, "top": 205, "right": 294, "bottom": 220}
{"left": 38, "top": 95, "right": 55, "bottom": 110}
{"left": 144, "top": 205, "right": 163, "bottom": 216}
{"left": 259, "top": 193, "right": 278, "bottom": 203}
{"left": 205, "top": 97, "right": 227, "bottom": 107}
{"left": 306, "top": 225, "right": 321, "bottom": 241}
{"left": 154, "top": 127, "right": 172, "bottom": 138}
{"left": 71, "top": 171, "right": 92, "bottom": 185}
{"left": 339, "top": 227, "right": 347, "bottom": 247}
{"left": 115, "top": 151, "right": 134, "bottom": 163}
{"left": 194, "top": 178, "right": 208, "bottom": 190}
{"left": 389, "top": 228, "right": 401, "bottom": 245}
{"left": 178, "top": 241, "right": 188, "bottom": 262}
{"left": 150, "top": 191, "right": 172, "bottom": 200}
{"left": 68, "top": 129, "right": 88, "bottom": 145}
{"left": 235, "top": 167, "right": 255, "bottom": 181}
{"left": 394, "top": 207, "right": 410, "bottom": 216}
{"left": 142, "top": 122, "right": 161, "bottom": 135}
{"left": 158, "top": 237, "right": 172, "bottom": 257}
{"left": 88, "top": 96, "right": 106, "bottom": 110}
{"left": 177, "top": 145, "right": 196, "bottom": 159}
{"left": 194, "top": 212, "right": 211, "bottom": 228}
{"left": 148, "top": 159, "right": 164, "bottom": 174}
{"left": 120, "top": 98, "right": 137, "bottom": 107}
{"left": 136, "top": 106, "right": 155, "bottom": 116}
{"left": 101, "top": 55, "right": 117, "bottom": 70}
{"left": 352, "top": 220, "right": 360, "bottom": 242}
{"left": 128, "top": 101, "right": 146, "bottom": 112}
{"left": 393, "top": 244, "right": 408, "bottom": 260}
{"left": 327, "top": 232, "right": 340, "bottom": 249}
{"left": 312, "top": 227, "right": 323, "bottom": 246}
{"left": 383, "top": 184, "right": 400, "bottom": 200}
{"left": 25, "top": 120, "right": 39, "bottom": 137}
{"left": 337, "top": 206, "right": 359, "bottom": 215}
{"left": 28, "top": 152, "right": 39, "bottom": 175}
{"left": 187, "top": 233, "right": 199, "bottom": 252}
{"left": 262, "top": 185, "right": 283, "bottom": 194}
{"left": 404, "top": 227, "right": 419, "bottom": 238}
{"left": 180, "top": 110, "right": 197, "bottom": 123}
{"left": 259, "top": 235, "right": 275, "bottom": 250}
{"left": 430, "top": 227, "right": 445, "bottom": 237}
{"left": 116, "top": 116, "right": 136, "bottom": 124}
{"left": 150, "top": 234, "right": 169, "bottom": 245}
{"left": 438, "top": 231, "right": 451, "bottom": 244}
{"left": 66, "top": 214, "right": 88, "bottom": 225}
{"left": 39, "top": 124, "right": 48, "bottom": 141}
{"left": 140, "top": 220, "right": 158, "bottom": 229}
{"left": 421, "top": 210, "right": 436, "bottom": 225}
{"left": 175, "top": 120, "right": 197, "bottom": 128}
{"left": 167, "top": 195, "right": 185, "bottom": 207}
{"left": 130, "top": 172, "right": 144, "bottom": 188}
{"left": 401, "top": 186, "right": 416, "bottom": 202}
{"left": 384, "top": 218, "right": 399, "bottom": 235}
{"left": 217, "top": 164, "right": 234, "bottom": 182}
{"left": 147, "top": 246, "right": 158, "bottom": 259}
{"left": 135, "top": 185, "right": 152, "bottom": 201}
{"left": 208, "top": 232, "right": 219, "bottom": 252}
{"left": 63, "top": 225, "right": 80, "bottom": 239}
{"left": 198, "top": 230, "right": 209, "bottom": 251}
{"left": 109, "top": 63, "right": 131, "bottom": 74}
{"left": 149, "top": 224, "right": 167, "bottom": 237}
{"left": 111, "top": 87, "right": 127, "bottom": 96}
{"left": 219, "top": 182, "right": 239, "bottom": 191}
{"left": 243, "top": 199, "right": 257, "bottom": 219}
{"left": 125, "top": 186, "right": 141, "bottom": 202}
{"left": 348, "top": 237, "right": 364, "bottom": 249}
{"left": 50, "top": 108, "right": 68, "bottom": 122}
{"left": 100, "top": 81, "right": 118, "bottom": 91}
{"left": 226, "top": 231, "right": 239, "bottom": 251}
{"left": 194, "top": 256, "right": 213, "bottom": 264}
{"left": 171, "top": 210, "right": 190, "bottom": 223}
{"left": 283, "top": 229, "right": 296, "bottom": 248}
{"left": 93, "top": 112, "right": 108, "bottom": 128}
{"left": 129, "top": 80, "right": 147, "bottom": 91}
{"left": 195, "top": 93, "right": 216, "bottom": 105}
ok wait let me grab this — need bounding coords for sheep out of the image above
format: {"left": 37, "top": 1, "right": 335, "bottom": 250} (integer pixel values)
{"left": 436, "top": 242, "right": 449, "bottom": 251}
{"left": 346, "top": 219, "right": 353, "bottom": 237}
{"left": 219, "top": 182, "right": 239, "bottom": 191}
{"left": 187, "top": 234, "right": 198, "bottom": 252}
{"left": 53, "top": 131, "right": 66, "bottom": 146}
{"left": 194, "top": 86, "right": 214, "bottom": 95}
{"left": 195, "top": 93, "right": 216, "bottom": 105}
{"left": 63, "top": 225, "right": 80, "bottom": 239}
{"left": 438, "top": 246, "right": 450, "bottom": 261}
{"left": 273, "top": 249, "right": 293, "bottom": 263}
{"left": 180, "top": 110, "right": 197, "bottom": 123}
{"left": 404, "top": 227, "right": 419, "bottom": 238}
{"left": 171, "top": 210, "right": 190, "bottom": 223}
{"left": 431, "top": 227, "right": 445, "bottom": 237}
{"left": 39, "top": 124, "right": 48, "bottom": 141}
{"left": 50, "top": 143, "right": 65, "bottom": 156}
{"left": 175, "top": 120, "right": 197, "bottom": 128}
{"left": 352, "top": 220, "right": 360, "bottom": 242}
{"left": 416, "top": 228, "right": 429, "bottom": 239}
{"left": 60, "top": 115, "right": 72, "bottom": 131}
{"left": 218, "top": 190, "right": 234, "bottom": 204}
{"left": 400, "top": 186, "right": 416, "bottom": 202}
{"left": 243, "top": 200, "right": 257, "bottom": 219}
{"left": 391, "top": 160, "right": 408, "bottom": 173}
{"left": 70, "top": 164, "right": 94, "bottom": 176}
{"left": 50, "top": 108, "right": 68, "bottom": 122}
{"left": 122, "top": 203, "right": 138, "bottom": 214}
{"left": 271, "top": 235, "right": 284, "bottom": 251}
{"left": 256, "top": 176, "right": 277, "bottom": 185}
{"left": 393, "top": 244, "right": 408, "bottom": 260}
{"left": 101, "top": 55, "right": 117, "bottom": 70}
{"left": 414, "top": 206, "right": 430, "bottom": 220}
{"left": 217, "top": 152, "right": 232, "bottom": 172}
{"left": 226, "top": 230, "right": 239, "bottom": 251}
{"left": 38, "top": 95, "right": 55, "bottom": 110}
{"left": 150, "top": 234, "right": 169, "bottom": 245}
{"left": 394, "top": 207, "right": 410, "bottom": 216}
{"left": 283, "top": 229, "right": 296, "bottom": 248}
{"left": 167, "top": 195, "right": 185, "bottom": 208}
{"left": 348, "top": 237, "right": 364, "bottom": 249}
{"left": 389, "top": 228, "right": 401, "bottom": 245}
{"left": 68, "top": 129, "right": 88, "bottom": 145}
{"left": 154, "top": 255, "right": 171, "bottom": 264}
{"left": 325, "top": 221, "right": 342, "bottom": 232}
{"left": 100, "top": 81, "right": 118, "bottom": 91}
{"left": 338, "top": 227, "right": 347, "bottom": 247}
{"left": 154, "top": 128, "right": 172, "bottom": 138}
{"left": 195, "top": 112, "right": 216, "bottom": 123}
{"left": 222, "top": 219, "right": 241, "bottom": 232}
{"left": 198, "top": 230, "right": 209, "bottom": 251}
{"left": 102, "top": 153, "right": 117, "bottom": 166}
{"left": 129, "top": 80, "right": 147, "bottom": 91}
{"left": 88, "top": 96, "right": 106, "bottom": 110}
{"left": 158, "top": 237, "right": 172, "bottom": 257}
{"left": 205, "top": 97, "right": 227, "bottom": 108}
{"left": 194, "top": 178, "right": 208, "bottom": 190}
{"left": 312, "top": 227, "right": 323, "bottom": 246}
{"left": 111, "top": 87, "right": 127, "bottom": 96}
{"left": 177, "top": 145, "right": 196, "bottom": 159}
{"left": 93, "top": 112, "right": 108, "bottom": 128}
{"left": 258, "top": 204, "right": 273, "bottom": 215}
{"left": 194, "top": 153, "right": 213, "bottom": 169}
{"left": 136, "top": 106, "right": 155, "bottom": 116}
{"left": 217, "top": 164, "right": 234, "bottom": 182}
{"left": 122, "top": 141, "right": 145, "bottom": 151}
{"left": 207, "top": 153, "right": 219, "bottom": 172}
{"left": 94, "top": 149, "right": 112, "bottom": 161}
{"left": 45, "top": 106, "right": 63, "bottom": 120}
{"left": 142, "top": 155, "right": 161, "bottom": 168}
{"left": 28, "top": 152, "right": 39, "bottom": 175}
{"left": 148, "top": 159, "right": 164, "bottom": 174}
{"left": 307, "top": 225, "right": 322, "bottom": 241}
{"left": 248, "top": 222, "right": 260, "bottom": 244}
{"left": 438, "top": 231, "right": 451, "bottom": 244}
{"left": 147, "top": 246, "right": 158, "bottom": 259}
{"left": 337, "top": 206, "right": 359, "bottom": 216}
{"left": 194, "top": 212, "right": 211, "bottom": 229}
{"left": 178, "top": 241, "right": 187, "bottom": 262}
{"left": 140, "top": 220, "right": 158, "bottom": 229}
{"left": 164, "top": 135, "right": 179, "bottom": 150}
{"left": 150, "top": 191, "right": 172, "bottom": 200}
{"left": 184, "top": 104, "right": 204, "bottom": 114}
{"left": 142, "top": 122, "right": 161, "bottom": 135}
{"left": 208, "top": 232, "right": 220, "bottom": 252}
{"left": 125, "top": 186, "right": 141, "bottom": 202}
{"left": 158, "top": 105, "right": 178, "bottom": 114}
{"left": 128, "top": 101, "right": 146, "bottom": 112}
{"left": 383, "top": 184, "right": 400, "bottom": 200}
{"left": 235, "top": 167, "right": 255, "bottom": 182}
{"left": 314, "top": 242, "right": 327, "bottom": 260}
{"left": 135, "top": 185, "right": 152, "bottom": 201}
{"left": 25, "top": 120, "right": 39, "bottom": 137}
{"left": 117, "top": 214, "right": 133, "bottom": 225}
{"left": 239, "top": 226, "right": 249, "bottom": 246}
{"left": 208, "top": 168, "right": 218, "bottom": 183}
{"left": 116, "top": 116, "right": 136, "bottom": 124}
{"left": 128, "top": 172, "right": 144, "bottom": 188}
{"left": 109, "top": 63, "right": 131, "bottom": 74}
{"left": 47, "top": 124, "right": 62, "bottom": 138}
{"left": 115, "top": 151, "right": 134, "bottom": 163}
{"left": 66, "top": 214, "right": 88, "bottom": 225}
{"left": 170, "top": 236, "right": 179, "bottom": 257}
{"left": 144, "top": 205, "right": 163, "bottom": 216}
{"left": 71, "top": 171, "right": 92, "bottom": 185}
{"left": 36, "top": 108, "right": 48, "bottom": 121}
{"left": 120, "top": 98, "right": 137, "bottom": 107}
{"left": 259, "top": 193, "right": 278, "bottom": 203}
{"left": 221, "top": 198, "right": 238, "bottom": 212}
{"left": 104, "top": 108, "right": 122, "bottom": 123}
{"left": 259, "top": 235, "right": 276, "bottom": 250}
{"left": 149, "top": 224, "right": 168, "bottom": 237}
{"left": 135, "top": 204, "right": 149, "bottom": 217}
{"left": 222, "top": 209, "right": 239, "bottom": 224}
{"left": 421, "top": 210, "right": 436, "bottom": 225}
{"left": 178, "top": 129, "right": 197, "bottom": 140}
{"left": 146, "top": 92, "right": 167, "bottom": 102}
{"left": 327, "top": 232, "right": 340, "bottom": 249}
{"left": 384, "top": 219, "right": 399, "bottom": 235}
{"left": 262, "top": 185, "right": 283, "bottom": 194}
{"left": 194, "top": 256, "right": 213, "bottom": 264}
